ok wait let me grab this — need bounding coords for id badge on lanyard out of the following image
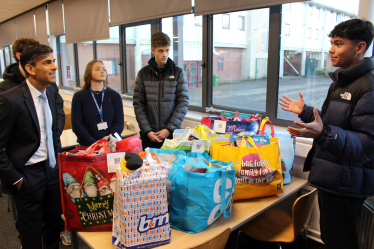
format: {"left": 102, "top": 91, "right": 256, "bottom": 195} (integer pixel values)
{"left": 90, "top": 87, "right": 108, "bottom": 130}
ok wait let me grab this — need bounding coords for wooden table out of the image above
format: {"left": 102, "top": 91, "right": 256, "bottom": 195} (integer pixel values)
{"left": 73, "top": 177, "right": 308, "bottom": 249}
{"left": 61, "top": 129, "right": 138, "bottom": 151}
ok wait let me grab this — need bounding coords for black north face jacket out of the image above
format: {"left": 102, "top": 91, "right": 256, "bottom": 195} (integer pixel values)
{"left": 133, "top": 58, "right": 189, "bottom": 135}
{"left": 301, "top": 57, "right": 374, "bottom": 198}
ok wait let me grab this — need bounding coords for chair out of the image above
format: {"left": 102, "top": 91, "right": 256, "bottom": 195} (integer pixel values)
{"left": 63, "top": 108, "right": 72, "bottom": 130}
{"left": 190, "top": 228, "right": 231, "bottom": 249}
{"left": 236, "top": 188, "right": 317, "bottom": 248}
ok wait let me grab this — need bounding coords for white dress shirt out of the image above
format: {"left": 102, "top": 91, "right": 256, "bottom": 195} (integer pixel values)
{"left": 25, "top": 79, "right": 52, "bottom": 165}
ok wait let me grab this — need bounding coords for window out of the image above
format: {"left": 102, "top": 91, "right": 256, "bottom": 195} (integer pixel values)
{"left": 59, "top": 35, "right": 77, "bottom": 88}
{"left": 125, "top": 24, "right": 151, "bottom": 94}
{"left": 217, "top": 58, "right": 224, "bottom": 70}
{"left": 284, "top": 24, "right": 290, "bottom": 36}
{"left": 284, "top": 3, "right": 291, "bottom": 10}
{"left": 0, "top": 49, "right": 5, "bottom": 76}
{"left": 308, "top": 5, "right": 313, "bottom": 16}
{"left": 222, "top": 14, "right": 230, "bottom": 29}
{"left": 316, "top": 7, "right": 320, "bottom": 18}
{"left": 278, "top": 1, "right": 359, "bottom": 122}
{"left": 9, "top": 45, "right": 16, "bottom": 64}
{"left": 314, "top": 29, "right": 319, "bottom": 40}
{"left": 97, "top": 26, "right": 121, "bottom": 93}
{"left": 336, "top": 13, "right": 341, "bottom": 22}
{"left": 51, "top": 36, "right": 60, "bottom": 86}
{"left": 212, "top": 8, "right": 269, "bottom": 112}
{"left": 194, "top": 16, "right": 202, "bottom": 26}
{"left": 77, "top": 41, "right": 94, "bottom": 87}
{"left": 162, "top": 14, "right": 203, "bottom": 107}
{"left": 329, "top": 11, "right": 333, "bottom": 21}
{"left": 238, "top": 16, "right": 245, "bottom": 31}
{"left": 307, "top": 28, "right": 312, "bottom": 39}
{"left": 3, "top": 46, "right": 11, "bottom": 67}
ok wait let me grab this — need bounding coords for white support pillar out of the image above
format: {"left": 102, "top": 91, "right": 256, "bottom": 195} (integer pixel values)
{"left": 358, "top": 0, "right": 374, "bottom": 57}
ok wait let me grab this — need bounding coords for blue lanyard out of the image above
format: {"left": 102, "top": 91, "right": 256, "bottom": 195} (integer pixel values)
{"left": 89, "top": 86, "right": 105, "bottom": 122}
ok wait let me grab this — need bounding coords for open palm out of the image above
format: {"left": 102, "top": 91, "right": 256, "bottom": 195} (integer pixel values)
{"left": 279, "top": 91, "right": 304, "bottom": 115}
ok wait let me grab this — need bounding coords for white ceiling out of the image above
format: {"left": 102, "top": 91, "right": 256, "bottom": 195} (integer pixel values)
{"left": 0, "top": 0, "right": 49, "bottom": 23}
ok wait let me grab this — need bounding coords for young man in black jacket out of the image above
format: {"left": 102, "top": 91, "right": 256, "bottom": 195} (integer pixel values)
{"left": 133, "top": 32, "right": 189, "bottom": 149}
{"left": 0, "top": 37, "right": 65, "bottom": 137}
{"left": 279, "top": 19, "right": 374, "bottom": 249}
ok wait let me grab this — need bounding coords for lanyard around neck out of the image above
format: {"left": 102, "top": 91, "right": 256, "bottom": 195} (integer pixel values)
{"left": 89, "top": 86, "right": 105, "bottom": 122}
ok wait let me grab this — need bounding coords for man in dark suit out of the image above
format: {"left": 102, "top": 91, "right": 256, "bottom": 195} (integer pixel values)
{"left": 0, "top": 45, "right": 61, "bottom": 249}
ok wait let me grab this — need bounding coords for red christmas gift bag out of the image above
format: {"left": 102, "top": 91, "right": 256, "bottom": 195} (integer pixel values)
{"left": 59, "top": 137, "right": 142, "bottom": 232}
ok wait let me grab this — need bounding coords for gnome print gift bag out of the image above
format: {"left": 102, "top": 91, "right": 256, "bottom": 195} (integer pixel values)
{"left": 59, "top": 142, "right": 120, "bottom": 232}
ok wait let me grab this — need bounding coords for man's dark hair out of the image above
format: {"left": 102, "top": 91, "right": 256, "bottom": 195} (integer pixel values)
{"left": 329, "top": 19, "right": 374, "bottom": 53}
{"left": 20, "top": 44, "right": 53, "bottom": 78}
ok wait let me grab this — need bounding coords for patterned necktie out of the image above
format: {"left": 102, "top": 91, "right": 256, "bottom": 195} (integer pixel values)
{"left": 39, "top": 93, "right": 56, "bottom": 168}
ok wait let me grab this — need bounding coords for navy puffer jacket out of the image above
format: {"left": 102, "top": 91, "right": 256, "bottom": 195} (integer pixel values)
{"left": 301, "top": 57, "right": 374, "bottom": 198}
{"left": 133, "top": 58, "right": 189, "bottom": 135}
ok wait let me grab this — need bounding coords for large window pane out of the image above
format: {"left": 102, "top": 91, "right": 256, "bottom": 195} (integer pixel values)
{"left": 0, "top": 49, "right": 5, "bottom": 76}
{"left": 4, "top": 46, "right": 11, "bottom": 66}
{"left": 97, "top": 26, "right": 121, "bottom": 93}
{"left": 277, "top": 1, "right": 359, "bottom": 121}
{"left": 212, "top": 9, "right": 269, "bottom": 112}
{"left": 51, "top": 36, "right": 60, "bottom": 86}
{"left": 9, "top": 45, "right": 16, "bottom": 64}
{"left": 125, "top": 24, "right": 151, "bottom": 95}
{"left": 77, "top": 41, "right": 94, "bottom": 87}
{"left": 162, "top": 14, "right": 203, "bottom": 107}
{"left": 59, "top": 35, "right": 76, "bottom": 88}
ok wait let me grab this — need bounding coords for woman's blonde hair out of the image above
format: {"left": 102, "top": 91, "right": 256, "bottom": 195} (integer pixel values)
{"left": 82, "top": 60, "right": 109, "bottom": 90}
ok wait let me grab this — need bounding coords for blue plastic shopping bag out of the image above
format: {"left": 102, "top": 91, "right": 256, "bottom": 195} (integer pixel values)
{"left": 169, "top": 155, "right": 235, "bottom": 233}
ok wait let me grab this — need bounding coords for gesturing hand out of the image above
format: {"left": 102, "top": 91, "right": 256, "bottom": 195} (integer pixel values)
{"left": 279, "top": 91, "right": 305, "bottom": 115}
{"left": 287, "top": 107, "right": 324, "bottom": 139}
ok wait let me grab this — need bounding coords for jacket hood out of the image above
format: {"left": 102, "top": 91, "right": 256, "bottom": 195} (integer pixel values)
{"left": 329, "top": 57, "right": 374, "bottom": 86}
{"left": 3, "top": 62, "right": 25, "bottom": 84}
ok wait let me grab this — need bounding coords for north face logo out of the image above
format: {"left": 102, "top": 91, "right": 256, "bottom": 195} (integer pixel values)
{"left": 340, "top": 92, "right": 351, "bottom": 101}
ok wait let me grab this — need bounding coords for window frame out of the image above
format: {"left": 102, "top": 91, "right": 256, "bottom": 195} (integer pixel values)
{"left": 222, "top": 13, "right": 230, "bottom": 29}
{"left": 238, "top": 16, "right": 245, "bottom": 31}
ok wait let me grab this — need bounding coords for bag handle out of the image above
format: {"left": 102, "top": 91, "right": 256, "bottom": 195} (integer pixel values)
{"left": 193, "top": 125, "right": 217, "bottom": 139}
{"left": 221, "top": 170, "right": 233, "bottom": 218}
{"left": 238, "top": 133, "right": 257, "bottom": 148}
{"left": 84, "top": 139, "right": 110, "bottom": 156}
{"left": 256, "top": 117, "right": 275, "bottom": 137}
{"left": 174, "top": 127, "right": 193, "bottom": 141}
{"left": 79, "top": 165, "right": 113, "bottom": 200}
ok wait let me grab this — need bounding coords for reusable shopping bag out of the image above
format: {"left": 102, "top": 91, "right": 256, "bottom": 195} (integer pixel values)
{"left": 161, "top": 128, "right": 211, "bottom": 153}
{"left": 168, "top": 154, "right": 235, "bottom": 233}
{"left": 112, "top": 159, "right": 171, "bottom": 249}
{"left": 59, "top": 140, "right": 118, "bottom": 232}
{"left": 257, "top": 118, "right": 296, "bottom": 185}
{"left": 173, "top": 125, "right": 230, "bottom": 143}
{"left": 201, "top": 112, "right": 261, "bottom": 135}
{"left": 211, "top": 134, "right": 283, "bottom": 200}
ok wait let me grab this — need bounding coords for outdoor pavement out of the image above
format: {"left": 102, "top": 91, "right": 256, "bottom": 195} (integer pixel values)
{"left": 188, "top": 75, "right": 333, "bottom": 121}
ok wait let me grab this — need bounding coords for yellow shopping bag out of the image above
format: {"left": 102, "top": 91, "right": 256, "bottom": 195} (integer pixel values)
{"left": 193, "top": 124, "right": 230, "bottom": 143}
{"left": 211, "top": 134, "right": 283, "bottom": 200}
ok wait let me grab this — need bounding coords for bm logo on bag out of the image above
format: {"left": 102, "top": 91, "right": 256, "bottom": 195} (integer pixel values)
{"left": 207, "top": 177, "right": 235, "bottom": 225}
{"left": 137, "top": 212, "right": 169, "bottom": 233}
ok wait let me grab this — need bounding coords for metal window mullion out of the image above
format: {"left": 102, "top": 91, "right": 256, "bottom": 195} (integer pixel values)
{"left": 73, "top": 43, "right": 80, "bottom": 88}
{"left": 93, "top": 41, "right": 97, "bottom": 60}
{"left": 265, "top": 5, "right": 281, "bottom": 123}
{"left": 120, "top": 25, "right": 126, "bottom": 94}
{"left": 203, "top": 14, "right": 212, "bottom": 110}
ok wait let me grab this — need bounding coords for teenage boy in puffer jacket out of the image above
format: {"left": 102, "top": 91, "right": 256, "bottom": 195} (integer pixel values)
{"left": 133, "top": 32, "right": 189, "bottom": 149}
{"left": 279, "top": 19, "right": 374, "bottom": 249}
